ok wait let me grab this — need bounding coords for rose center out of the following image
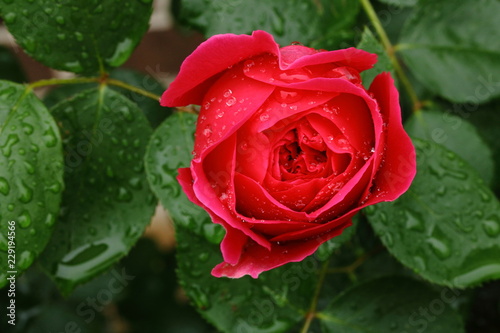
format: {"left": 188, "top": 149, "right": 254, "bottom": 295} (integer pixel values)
{"left": 277, "top": 128, "right": 328, "bottom": 180}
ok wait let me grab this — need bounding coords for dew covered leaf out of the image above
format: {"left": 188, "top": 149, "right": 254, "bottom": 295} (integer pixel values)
{"left": 0, "top": 81, "right": 63, "bottom": 288}
{"left": 145, "top": 112, "right": 224, "bottom": 244}
{"left": 398, "top": 0, "right": 500, "bottom": 103}
{"left": 175, "top": 224, "right": 317, "bottom": 333}
{"left": 405, "top": 109, "right": 494, "bottom": 186}
{"left": 0, "top": 0, "right": 152, "bottom": 74}
{"left": 40, "top": 87, "right": 156, "bottom": 295}
{"left": 174, "top": 0, "right": 360, "bottom": 49}
{"left": 366, "top": 139, "right": 500, "bottom": 288}
{"left": 356, "top": 28, "right": 395, "bottom": 88}
{"left": 319, "top": 276, "right": 465, "bottom": 333}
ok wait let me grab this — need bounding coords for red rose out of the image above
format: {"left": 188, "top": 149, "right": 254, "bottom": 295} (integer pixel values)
{"left": 161, "top": 30, "right": 416, "bottom": 278}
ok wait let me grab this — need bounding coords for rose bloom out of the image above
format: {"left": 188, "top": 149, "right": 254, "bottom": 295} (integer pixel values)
{"left": 161, "top": 30, "right": 416, "bottom": 278}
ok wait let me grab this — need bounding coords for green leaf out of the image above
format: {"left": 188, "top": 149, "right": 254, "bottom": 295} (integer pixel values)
{"left": 176, "top": 224, "right": 317, "bottom": 333}
{"left": 466, "top": 100, "right": 500, "bottom": 194}
{"left": 174, "top": 0, "right": 360, "bottom": 49}
{"left": 40, "top": 87, "right": 156, "bottom": 295}
{"left": 108, "top": 69, "right": 170, "bottom": 128}
{"left": 318, "top": 276, "right": 465, "bottom": 333}
{"left": 316, "top": 216, "right": 357, "bottom": 261}
{"left": 356, "top": 28, "right": 395, "bottom": 88}
{"left": 43, "top": 69, "right": 169, "bottom": 128}
{"left": 405, "top": 108, "right": 494, "bottom": 185}
{"left": 0, "top": 81, "right": 63, "bottom": 288}
{"left": 398, "top": 0, "right": 500, "bottom": 103}
{"left": 0, "top": 0, "right": 152, "bottom": 74}
{"left": 366, "top": 139, "right": 500, "bottom": 288}
{"left": 376, "top": 0, "right": 417, "bottom": 7}
{"left": 0, "top": 46, "right": 27, "bottom": 83}
{"left": 145, "top": 112, "right": 224, "bottom": 243}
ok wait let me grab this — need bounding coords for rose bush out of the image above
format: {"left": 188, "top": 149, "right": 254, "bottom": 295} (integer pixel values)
{"left": 161, "top": 30, "right": 416, "bottom": 278}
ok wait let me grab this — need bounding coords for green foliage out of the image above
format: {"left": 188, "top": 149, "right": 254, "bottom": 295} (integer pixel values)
{"left": 0, "top": 81, "right": 64, "bottom": 287}
{"left": 405, "top": 108, "right": 494, "bottom": 185}
{"left": 319, "top": 277, "right": 465, "bottom": 333}
{"left": 366, "top": 139, "right": 500, "bottom": 288}
{"left": 398, "top": 0, "right": 500, "bottom": 103}
{"left": 145, "top": 112, "right": 224, "bottom": 243}
{"left": 0, "top": 0, "right": 152, "bottom": 74}
{"left": 39, "top": 87, "right": 156, "bottom": 295}
{"left": 174, "top": 0, "right": 360, "bottom": 49}
{"left": 356, "top": 28, "right": 395, "bottom": 88}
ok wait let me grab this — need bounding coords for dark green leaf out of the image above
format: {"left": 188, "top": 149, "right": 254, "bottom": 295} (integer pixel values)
{"left": 176, "top": 224, "right": 317, "bottom": 333}
{"left": 316, "top": 216, "right": 357, "bottom": 261}
{"left": 366, "top": 139, "right": 500, "bottom": 288}
{"left": 145, "top": 112, "right": 224, "bottom": 243}
{"left": 398, "top": 0, "right": 500, "bottom": 103}
{"left": 356, "top": 28, "right": 395, "bottom": 88}
{"left": 43, "top": 69, "right": 169, "bottom": 128}
{"left": 0, "top": 0, "right": 152, "bottom": 74}
{"left": 108, "top": 69, "right": 170, "bottom": 128}
{"left": 405, "top": 108, "right": 494, "bottom": 185}
{"left": 318, "top": 276, "right": 465, "bottom": 333}
{"left": 174, "top": 0, "right": 360, "bottom": 49}
{"left": 40, "top": 87, "right": 156, "bottom": 295}
{"left": 0, "top": 81, "right": 63, "bottom": 288}
{"left": 465, "top": 99, "right": 500, "bottom": 194}
{"left": 0, "top": 46, "right": 27, "bottom": 83}
{"left": 377, "top": 0, "right": 417, "bottom": 7}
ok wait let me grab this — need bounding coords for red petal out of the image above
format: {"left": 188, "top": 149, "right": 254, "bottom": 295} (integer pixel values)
{"left": 365, "top": 73, "right": 416, "bottom": 203}
{"left": 211, "top": 222, "right": 351, "bottom": 278}
{"left": 161, "top": 30, "right": 280, "bottom": 107}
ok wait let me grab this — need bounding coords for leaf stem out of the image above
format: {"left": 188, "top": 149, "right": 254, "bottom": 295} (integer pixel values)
{"left": 300, "top": 260, "right": 329, "bottom": 333}
{"left": 358, "top": 0, "right": 421, "bottom": 112}
{"left": 106, "top": 78, "right": 161, "bottom": 101}
{"left": 26, "top": 76, "right": 162, "bottom": 102}
{"left": 27, "top": 77, "right": 100, "bottom": 90}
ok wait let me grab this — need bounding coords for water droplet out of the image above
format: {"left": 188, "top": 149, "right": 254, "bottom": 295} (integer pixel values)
{"left": 116, "top": 187, "right": 133, "bottom": 202}
{"left": 0, "top": 177, "right": 10, "bottom": 195}
{"left": 23, "top": 37, "right": 37, "bottom": 53}
{"left": 383, "top": 232, "right": 394, "bottom": 246}
{"left": 260, "top": 113, "right": 270, "bottom": 122}
{"left": 223, "top": 89, "right": 232, "bottom": 98}
{"left": 54, "top": 237, "right": 127, "bottom": 292}
{"left": 74, "top": 32, "right": 84, "bottom": 41}
{"left": 4, "top": 12, "right": 17, "bottom": 24}
{"left": 46, "top": 181, "right": 62, "bottom": 194}
{"left": 202, "top": 126, "right": 212, "bottom": 138}
{"left": 405, "top": 210, "right": 424, "bottom": 232}
{"left": 106, "top": 166, "right": 115, "bottom": 178}
{"left": 43, "top": 127, "right": 58, "bottom": 147}
{"left": 198, "top": 252, "right": 210, "bottom": 262}
{"left": 189, "top": 286, "right": 210, "bottom": 309}
{"left": 18, "top": 181, "right": 33, "bottom": 203}
{"left": 413, "top": 255, "right": 427, "bottom": 271}
{"left": 216, "top": 110, "right": 224, "bottom": 119}
{"left": 225, "top": 96, "right": 236, "bottom": 106}
{"left": 18, "top": 210, "right": 32, "bottom": 228}
{"left": 45, "top": 213, "right": 56, "bottom": 227}
{"left": 1, "top": 133, "right": 20, "bottom": 157}
{"left": 55, "top": 16, "right": 65, "bottom": 25}
{"left": 482, "top": 216, "right": 500, "bottom": 237}
{"left": 18, "top": 251, "right": 35, "bottom": 270}
{"left": 427, "top": 229, "right": 451, "bottom": 259}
